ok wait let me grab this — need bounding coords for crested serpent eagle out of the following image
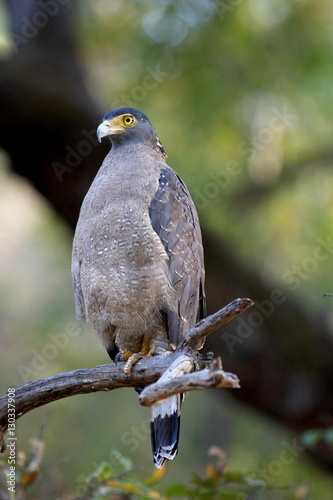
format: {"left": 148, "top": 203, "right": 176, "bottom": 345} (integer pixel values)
{"left": 72, "top": 107, "right": 206, "bottom": 468}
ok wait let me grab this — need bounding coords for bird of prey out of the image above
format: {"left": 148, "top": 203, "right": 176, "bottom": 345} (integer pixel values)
{"left": 72, "top": 107, "right": 206, "bottom": 468}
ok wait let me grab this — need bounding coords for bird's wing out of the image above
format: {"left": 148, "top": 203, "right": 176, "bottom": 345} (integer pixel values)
{"left": 149, "top": 165, "right": 206, "bottom": 346}
{"left": 149, "top": 165, "right": 206, "bottom": 468}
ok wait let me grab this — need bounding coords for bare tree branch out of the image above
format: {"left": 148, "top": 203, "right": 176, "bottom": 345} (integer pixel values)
{"left": 179, "top": 297, "right": 254, "bottom": 350}
{"left": 0, "top": 298, "right": 252, "bottom": 453}
{"left": 139, "top": 357, "right": 240, "bottom": 406}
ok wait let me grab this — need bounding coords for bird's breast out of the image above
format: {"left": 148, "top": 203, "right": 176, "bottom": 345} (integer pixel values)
{"left": 77, "top": 196, "right": 175, "bottom": 324}
{"left": 73, "top": 158, "right": 176, "bottom": 327}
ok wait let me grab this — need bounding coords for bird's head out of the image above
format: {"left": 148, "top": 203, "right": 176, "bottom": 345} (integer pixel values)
{"left": 97, "top": 107, "right": 166, "bottom": 155}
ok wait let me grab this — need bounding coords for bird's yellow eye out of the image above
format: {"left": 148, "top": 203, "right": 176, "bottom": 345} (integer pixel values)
{"left": 122, "top": 115, "right": 135, "bottom": 126}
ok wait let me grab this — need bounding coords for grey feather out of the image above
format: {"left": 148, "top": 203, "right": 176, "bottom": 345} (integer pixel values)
{"left": 149, "top": 166, "right": 206, "bottom": 345}
{"left": 148, "top": 166, "right": 206, "bottom": 467}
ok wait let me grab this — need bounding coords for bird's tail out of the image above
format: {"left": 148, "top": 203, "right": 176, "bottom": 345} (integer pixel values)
{"left": 150, "top": 394, "right": 181, "bottom": 468}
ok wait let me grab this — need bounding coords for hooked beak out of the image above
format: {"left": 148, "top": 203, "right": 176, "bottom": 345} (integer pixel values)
{"left": 97, "top": 116, "right": 130, "bottom": 142}
{"left": 97, "top": 121, "right": 112, "bottom": 142}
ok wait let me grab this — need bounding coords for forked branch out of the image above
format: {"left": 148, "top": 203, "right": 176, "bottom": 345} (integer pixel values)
{"left": 0, "top": 297, "right": 253, "bottom": 452}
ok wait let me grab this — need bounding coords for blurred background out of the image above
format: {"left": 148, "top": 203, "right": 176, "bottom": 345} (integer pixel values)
{"left": 1, "top": 0, "right": 333, "bottom": 497}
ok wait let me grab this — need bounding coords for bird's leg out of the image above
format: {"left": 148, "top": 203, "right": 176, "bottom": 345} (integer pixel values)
{"left": 120, "top": 326, "right": 175, "bottom": 374}
{"left": 123, "top": 330, "right": 174, "bottom": 374}
{"left": 123, "top": 334, "right": 155, "bottom": 374}
{"left": 114, "top": 349, "right": 132, "bottom": 365}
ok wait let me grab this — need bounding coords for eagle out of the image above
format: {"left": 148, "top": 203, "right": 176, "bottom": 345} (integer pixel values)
{"left": 72, "top": 107, "right": 206, "bottom": 468}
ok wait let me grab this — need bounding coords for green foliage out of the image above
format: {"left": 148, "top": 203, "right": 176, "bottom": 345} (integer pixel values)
{"left": 0, "top": 443, "right": 314, "bottom": 500}
{"left": 68, "top": 448, "right": 312, "bottom": 500}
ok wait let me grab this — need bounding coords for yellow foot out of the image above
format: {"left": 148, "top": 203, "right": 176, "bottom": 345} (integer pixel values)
{"left": 124, "top": 348, "right": 155, "bottom": 374}
{"left": 114, "top": 349, "right": 132, "bottom": 365}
